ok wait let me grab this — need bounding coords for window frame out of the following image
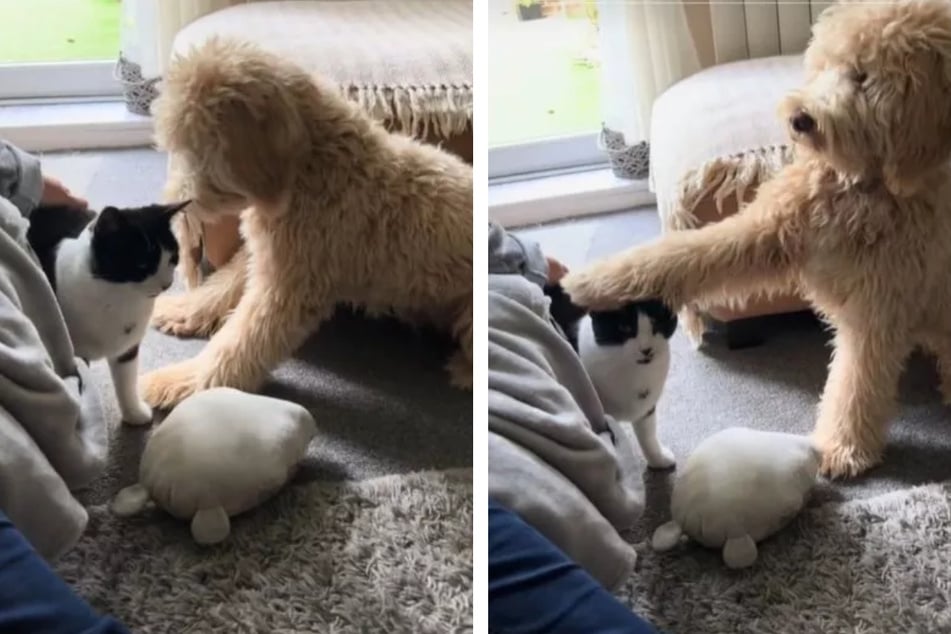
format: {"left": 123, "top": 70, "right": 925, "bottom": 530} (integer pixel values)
{"left": 0, "top": 61, "right": 121, "bottom": 101}
{"left": 488, "top": 132, "right": 607, "bottom": 181}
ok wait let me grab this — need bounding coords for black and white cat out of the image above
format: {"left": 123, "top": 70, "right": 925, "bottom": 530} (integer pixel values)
{"left": 27, "top": 201, "right": 189, "bottom": 425}
{"left": 546, "top": 283, "right": 678, "bottom": 469}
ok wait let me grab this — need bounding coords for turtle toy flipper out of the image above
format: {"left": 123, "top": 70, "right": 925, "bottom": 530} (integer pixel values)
{"left": 651, "top": 520, "right": 684, "bottom": 551}
{"left": 111, "top": 484, "right": 153, "bottom": 517}
{"left": 722, "top": 534, "right": 758, "bottom": 569}
{"left": 191, "top": 507, "right": 231, "bottom": 545}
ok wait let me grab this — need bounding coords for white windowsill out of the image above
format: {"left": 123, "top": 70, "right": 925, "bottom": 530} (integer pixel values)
{"left": 0, "top": 100, "right": 153, "bottom": 153}
{"left": 488, "top": 167, "right": 655, "bottom": 227}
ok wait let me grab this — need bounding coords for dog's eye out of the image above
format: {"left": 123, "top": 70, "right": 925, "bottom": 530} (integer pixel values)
{"left": 851, "top": 69, "right": 868, "bottom": 85}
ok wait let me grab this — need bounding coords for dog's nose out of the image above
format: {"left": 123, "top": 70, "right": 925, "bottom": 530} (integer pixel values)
{"left": 791, "top": 110, "right": 815, "bottom": 134}
{"left": 641, "top": 347, "right": 653, "bottom": 356}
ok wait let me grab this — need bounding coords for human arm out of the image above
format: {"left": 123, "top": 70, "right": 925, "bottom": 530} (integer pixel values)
{"left": 0, "top": 141, "right": 88, "bottom": 217}
{"left": 488, "top": 222, "right": 568, "bottom": 287}
{"left": 0, "top": 141, "right": 43, "bottom": 215}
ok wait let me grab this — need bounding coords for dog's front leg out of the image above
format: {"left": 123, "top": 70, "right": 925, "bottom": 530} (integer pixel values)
{"left": 813, "top": 328, "right": 910, "bottom": 479}
{"left": 562, "top": 202, "right": 802, "bottom": 311}
{"left": 140, "top": 279, "right": 327, "bottom": 409}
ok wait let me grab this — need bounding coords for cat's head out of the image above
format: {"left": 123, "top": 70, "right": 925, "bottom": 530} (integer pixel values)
{"left": 590, "top": 299, "right": 678, "bottom": 359}
{"left": 90, "top": 201, "right": 189, "bottom": 296}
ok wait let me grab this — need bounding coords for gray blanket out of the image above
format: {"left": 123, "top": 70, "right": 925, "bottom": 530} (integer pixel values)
{"left": 487, "top": 223, "right": 643, "bottom": 590}
{"left": 0, "top": 143, "right": 107, "bottom": 560}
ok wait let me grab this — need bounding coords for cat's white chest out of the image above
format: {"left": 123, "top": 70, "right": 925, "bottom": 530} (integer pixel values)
{"left": 54, "top": 238, "right": 155, "bottom": 360}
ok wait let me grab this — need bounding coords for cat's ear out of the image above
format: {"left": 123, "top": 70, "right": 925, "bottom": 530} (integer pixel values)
{"left": 95, "top": 206, "right": 124, "bottom": 234}
{"left": 162, "top": 200, "right": 191, "bottom": 217}
{"left": 656, "top": 307, "right": 678, "bottom": 339}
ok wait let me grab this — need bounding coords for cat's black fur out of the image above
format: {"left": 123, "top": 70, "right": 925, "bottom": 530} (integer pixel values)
{"left": 26, "top": 205, "right": 96, "bottom": 291}
{"left": 543, "top": 282, "right": 587, "bottom": 349}
{"left": 589, "top": 301, "right": 678, "bottom": 346}
{"left": 27, "top": 203, "right": 187, "bottom": 290}
{"left": 544, "top": 282, "right": 677, "bottom": 350}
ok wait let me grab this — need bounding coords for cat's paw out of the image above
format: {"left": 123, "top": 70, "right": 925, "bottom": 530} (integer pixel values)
{"left": 121, "top": 400, "right": 153, "bottom": 426}
{"left": 139, "top": 360, "right": 201, "bottom": 410}
{"left": 645, "top": 445, "right": 676, "bottom": 470}
{"left": 151, "top": 294, "right": 221, "bottom": 338}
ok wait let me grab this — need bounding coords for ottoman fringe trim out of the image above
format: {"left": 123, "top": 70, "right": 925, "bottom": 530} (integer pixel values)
{"left": 662, "top": 144, "right": 794, "bottom": 232}
{"left": 346, "top": 83, "right": 472, "bottom": 139}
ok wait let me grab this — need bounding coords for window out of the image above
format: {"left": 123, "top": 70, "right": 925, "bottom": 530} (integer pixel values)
{"left": 0, "top": 0, "right": 122, "bottom": 100}
{"left": 489, "top": 0, "right": 606, "bottom": 179}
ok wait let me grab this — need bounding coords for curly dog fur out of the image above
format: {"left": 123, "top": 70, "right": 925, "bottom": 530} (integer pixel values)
{"left": 143, "top": 38, "right": 472, "bottom": 408}
{"left": 563, "top": 0, "right": 951, "bottom": 479}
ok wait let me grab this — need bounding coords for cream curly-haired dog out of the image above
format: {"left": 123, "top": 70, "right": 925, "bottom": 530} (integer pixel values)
{"left": 140, "top": 38, "right": 472, "bottom": 408}
{"left": 563, "top": 0, "right": 951, "bottom": 479}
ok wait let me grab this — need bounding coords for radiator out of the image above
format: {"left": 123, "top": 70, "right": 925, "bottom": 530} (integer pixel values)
{"left": 710, "top": 0, "right": 829, "bottom": 64}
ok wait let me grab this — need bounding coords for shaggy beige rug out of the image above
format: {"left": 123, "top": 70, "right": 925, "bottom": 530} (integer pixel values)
{"left": 57, "top": 469, "right": 472, "bottom": 633}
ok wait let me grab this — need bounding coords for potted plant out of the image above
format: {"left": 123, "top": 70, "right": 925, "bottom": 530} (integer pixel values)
{"left": 515, "top": 0, "right": 544, "bottom": 21}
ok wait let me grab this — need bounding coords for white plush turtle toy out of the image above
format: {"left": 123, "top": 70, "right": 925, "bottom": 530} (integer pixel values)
{"left": 651, "top": 427, "right": 821, "bottom": 569}
{"left": 112, "top": 387, "right": 317, "bottom": 544}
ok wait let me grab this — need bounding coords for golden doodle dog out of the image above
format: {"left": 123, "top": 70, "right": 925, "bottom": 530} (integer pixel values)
{"left": 562, "top": 0, "right": 951, "bottom": 479}
{"left": 141, "top": 38, "right": 472, "bottom": 408}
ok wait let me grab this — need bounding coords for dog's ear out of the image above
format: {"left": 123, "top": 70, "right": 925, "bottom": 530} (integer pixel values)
{"left": 153, "top": 38, "right": 309, "bottom": 207}
{"left": 211, "top": 85, "right": 307, "bottom": 204}
{"left": 883, "top": 5, "right": 951, "bottom": 195}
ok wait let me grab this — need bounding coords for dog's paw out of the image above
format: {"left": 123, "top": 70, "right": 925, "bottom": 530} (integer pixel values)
{"left": 151, "top": 294, "right": 222, "bottom": 338}
{"left": 817, "top": 437, "right": 882, "bottom": 479}
{"left": 562, "top": 248, "right": 678, "bottom": 311}
{"left": 560, "top": 268, "right": 619, "bottom": 311}
{"left": 446, "top": 352, "right": 472, "bottom": 391}
{"left": 139, "top": 360, "right": 203, "bottom": 410}
{"left": 121, "top": 400, "right": 154, "bottom": 426}
{"left": 645, "top": 445, "right": 676, "bottom": 470}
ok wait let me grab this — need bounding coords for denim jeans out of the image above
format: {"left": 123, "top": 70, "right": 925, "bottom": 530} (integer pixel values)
{"left": 0, "top": 510, "right": 128, "bottom": 634}
{"left": 488, "top": 498, "right": 658, "bottom": 634}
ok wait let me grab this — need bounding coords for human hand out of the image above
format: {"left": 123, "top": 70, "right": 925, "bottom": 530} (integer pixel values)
{"left": 40, "top": 177, "right": 88, "bottom": 210}
{"left": 546, "top": 257, "right": 569, "bottom": 284}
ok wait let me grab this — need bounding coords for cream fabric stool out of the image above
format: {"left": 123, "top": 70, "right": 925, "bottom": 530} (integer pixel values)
{"left": 165, "top": 0, "right": 472, "bottom": 285}
{"left": 649, "top": 54, "right": 807, "bottom": 347}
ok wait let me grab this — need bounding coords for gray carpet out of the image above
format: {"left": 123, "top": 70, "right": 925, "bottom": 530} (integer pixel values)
{"left": 58, "top": 469, "right": 473, "bottom": 633}
{"left": 623, "top": 482, "right": 951, "bottom": 633}
{"left": 518, "top": 209, "right": 951, "bottom": 629}
{"left": 40, "top": 149, "right": 472, "bottom": 630}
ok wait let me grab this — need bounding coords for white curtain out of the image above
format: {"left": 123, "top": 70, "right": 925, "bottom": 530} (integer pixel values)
{"left": 597, "top": 0, "right": 700, "bottom": 148}
{"left": 121, "top": 0, "right": 254, "bottom": 79}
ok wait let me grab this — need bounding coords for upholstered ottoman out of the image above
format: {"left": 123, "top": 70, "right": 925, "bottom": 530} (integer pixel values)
{"left": 165, "top": 0, "right": 472, "bottom": 285}
{"left": 649, "top": 54, "right": 806, "bottom": 347}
